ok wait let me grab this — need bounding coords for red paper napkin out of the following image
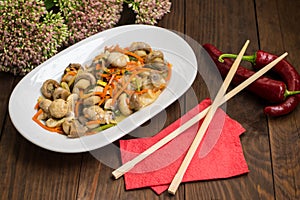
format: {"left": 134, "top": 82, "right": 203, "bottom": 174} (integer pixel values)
{"left": 119, "top": 98, "right": 249, "bottom": 194}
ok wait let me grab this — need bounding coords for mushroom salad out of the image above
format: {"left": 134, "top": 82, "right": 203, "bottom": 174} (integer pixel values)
{"left": 32, "top": 42, "right": 172, "bottom": 138}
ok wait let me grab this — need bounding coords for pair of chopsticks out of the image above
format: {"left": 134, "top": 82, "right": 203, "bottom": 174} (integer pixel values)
{"left": 112, "top": 40, "right": 288, "bottom": 194}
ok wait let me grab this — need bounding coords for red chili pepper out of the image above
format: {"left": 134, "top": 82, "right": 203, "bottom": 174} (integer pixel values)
{"left": 219, "top": 50, "right": 300, "bottom": 116}
{"left": 203, "top": 44, "right": 300, "bottom": 116}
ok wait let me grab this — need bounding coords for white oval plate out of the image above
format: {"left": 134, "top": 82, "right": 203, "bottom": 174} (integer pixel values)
{"left": 9, "top": 25, "right": 197, "bottom": 153}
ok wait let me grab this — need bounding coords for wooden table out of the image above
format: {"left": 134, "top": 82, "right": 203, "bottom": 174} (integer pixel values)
{"left": 1, "top": 0, "right": 300, "bottom": 199}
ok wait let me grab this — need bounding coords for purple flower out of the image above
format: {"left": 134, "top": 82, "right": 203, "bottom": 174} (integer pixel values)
{"left": 126, "top": 0, "right": 172, "bottom": 25}
{"left": 0, "top": 0, "right": 68, "bottom": 75}
{"left": 57, "top": 0, "right": 124, "bottom": 45}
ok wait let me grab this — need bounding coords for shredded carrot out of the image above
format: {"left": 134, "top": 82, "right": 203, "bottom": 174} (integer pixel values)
{"left": 165, "top": 62, "right": 172, "bottom": 81}
{"left": 32, "top": 109, "right": 64, "bottom": 134}
{"left": 98, "top": 96, "right": 110, "bottom": 106}
{"left": 98, "top": 73, "right": 110, "bottom": 78}
{"left": 111, "top": 68, "right": 152, "bottom": 105}
{"left": 62, "top": 71, "right": 77, "bottom": 82}
{"left": 95, "top": 63, "right": 102, "bottom": 70}
{"left": 108, "top": 74, "right": 116, "bottom": 85}
{"left": 101, "top": 84, "right": 110, "bottom": 98}
{"left": 135, "top": 89, "right": 148, "bottom": 95}
{"left": 79, "top": 89, "right": 84, "bottom": 98}
{"left": 86, "top": 120, "right": 102, "bottom": 125}
{"left": 124, "top": 51, "right": 144, "bottom": 63}
{"left": 34, "top": 101, "right": 40, "bottom": 110}
{"left": 74, "top": 100, "right": 81, "bottom": 117}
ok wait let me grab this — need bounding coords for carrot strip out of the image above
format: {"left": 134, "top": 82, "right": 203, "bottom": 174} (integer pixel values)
{"left": 135, "top": 89, "right": 149, "bottom": 95}
{"left": 98, "top": 98, "right": 106, "bottom": 106}
{"left": 62, "top": 71, "right": 77, "bottom": 82}
{"left": 111, "top": 68, "right": 151, "bottom": 105}
{"left": 32, "top": 109, "right": 64, "bottom": 134}
{"left": 95, "top": 63, "right": 102, "bottom": 70}
{"left": 86, "top": 120, "right": 102, "bottom": 125}
{"left": 165, "top": 62, "right": 172, "bottom": 81}
{"left": 108, "top": 74, "right": 116, "bottom": 85}
{"left": 124, "top": 51, "right": 144, "bottom": 63}
{"left": 74, "top": 100, "right": 81, "bottom": 117}
{"left": 34, "top": 101, "right": 40, "bottom": 110}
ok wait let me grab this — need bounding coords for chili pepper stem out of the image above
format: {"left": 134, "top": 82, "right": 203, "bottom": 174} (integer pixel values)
{"left": 218, "top": 53, "right": 257, "bottom": 64}
{"left": 285, "top": 89, "right": 300, "bottom": 98}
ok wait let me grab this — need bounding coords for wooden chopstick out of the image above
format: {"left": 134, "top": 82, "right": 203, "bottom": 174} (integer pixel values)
{"left": 112, "top": 49, "right": 288, "bottom": 182}
{"left": 168, "top": 40, "right": 250, "bottom": 194}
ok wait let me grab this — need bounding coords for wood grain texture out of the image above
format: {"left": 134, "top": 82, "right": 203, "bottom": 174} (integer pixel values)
{"left": 0, "top": 73, "right": 15, "bottom": 138}
{"left": 0, "top": 77, "right": 82, "bottom": 200}
{"left": 77, "top": 0, "right": 186, "bottom": 199}
{"left": 1, "top": 0, "right": 299, "bottom": 199}
{"left": 185, "top": 0, "right": 274, "bottom": 199}
{"left": 256, "top": 0, "right": 300, "bottom": 199}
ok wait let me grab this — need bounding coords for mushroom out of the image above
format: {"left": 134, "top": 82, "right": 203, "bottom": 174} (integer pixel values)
{"left": 66, "top": 93, "right": 79, "bottom": 111}
{"left": 66, "top": 120, "right": 88, "bottom": 138}
{"left": 145, "top": 50, "right": 164, "bottom": 63}
{"left": 75, "top": 72, "right": 96, "bottom": 85}
{"left": 150, "top": 72, "right": 166, "bottom": 88}
{"left": 64, "top": 63, "right": 82, "bottom": 73}
{"left": 41, "top": 79, "right": 60, "bottom": 99}
{"left": 83, "top": 105, "right": 106, "bottom": 121}
{"left": 62, "top": 120, "right": 72, "bottom": 135}
{"left": 46, "top": 118, "right": 65, "bottom": 128}
{"left": 128, "top": 42, "right": 152, "bottom": 53}
{"left": 39, "top": 99, "right": 52, "bottom": 113}
{"left": 129, "top": 93, "right": 142, "bottom": 111}
{"left": 73, "top": 79, "right": 91, "bottom": 90}
{"left": 104, "top": 98, "right": 115, "bottom": 110}
{"left": 83, "top": 96, "right": 101, "bottom": 106}
{"left": 107, "top": 52, "right": 129, "bottom": 68}
{"left": 48, "top": 99, "right": 69, "bottom": 119}
{"left": 53, "top": 87, "right": 71, "bottom": 100}
{"left": 118, "top": 93, "right": 133, "bottom": 116}
{"left": 73, "top": 72, "right": 96, "bottom": 91}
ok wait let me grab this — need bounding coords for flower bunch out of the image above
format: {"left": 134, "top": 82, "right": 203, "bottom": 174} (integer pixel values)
{"left": 1, "top": 0, "right": 172, "bottom": 75}
{"left": 0, "top": 0, "right": 68, "bottom": 75}
{"left": 56, "top": 0, "right": 124, "bottom": 45}
{"left": 126, "top": 0, "right": 172, "bottom": 25}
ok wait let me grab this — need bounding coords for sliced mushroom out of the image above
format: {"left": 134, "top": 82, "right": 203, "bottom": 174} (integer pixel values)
{"left": 39, "top": 99, "right": 52, "bottom": 113}
{"left": 83, "top": 105, "right": 106, "bottom": 121}
{"left": 49, "top": 99, "right": 69, "bottom": 119}
{"left": 118, "top": 93, "right": 133, "bottom": 116}
{"left": 62, "top": 120, "right": 72, "bottom": 135}
{"left": 66, "top": 93, "right": 79, "bottom": 111}
{"left": 128, "top": 42, "right": 152, "bottom": 53}
{"left": 145, "top": 50, "right": 164, "bottom": 63}
{"left": 46, "top": 118, "right": 65, "bottom": 128}
{"left": 150, "top": 72, "right": 166, "bottom": 88}
{"left": 83, "top": 96, "right": 101, "bottom": 106}
{"left": 67, "top": 120, "right": 88, "bottom": 138}
{"left": 64, "top": 63, "right": 82, "bottom": 74}
{"left": 53, "top": 87, "right": 71, "bottom": 100}
{"left": 107, "top": 52, "right": 129, "bottom": 68}
{"left": 41, "top": 79, "right": 60, "bottom": 99}
{"left": 75, "top": 72, "right": 96, "bottom": 85}
{"left": 104, "top": 98, "right": 115, "bottom": 110}
{"left": 73, "top": 79, "right": 91, "bottom": 90}
{"left": 129, "top": 93, "right": 142, "bottom": 111}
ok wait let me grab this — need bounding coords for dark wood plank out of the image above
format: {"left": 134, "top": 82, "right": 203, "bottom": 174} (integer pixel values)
{"left": 76, "top": 0, "right": 186, "bottom": 199}
{"left": 0, "top": 78, "right": 82, "bottom": 200}
{"left": 0, "top": 72, "right": 15, "bottom": 137}
{"left": 256, "top": 0, "right": 300, "bottom": 199}
{"left": 184, "top": 0, "right": 275, "bottom": 199}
